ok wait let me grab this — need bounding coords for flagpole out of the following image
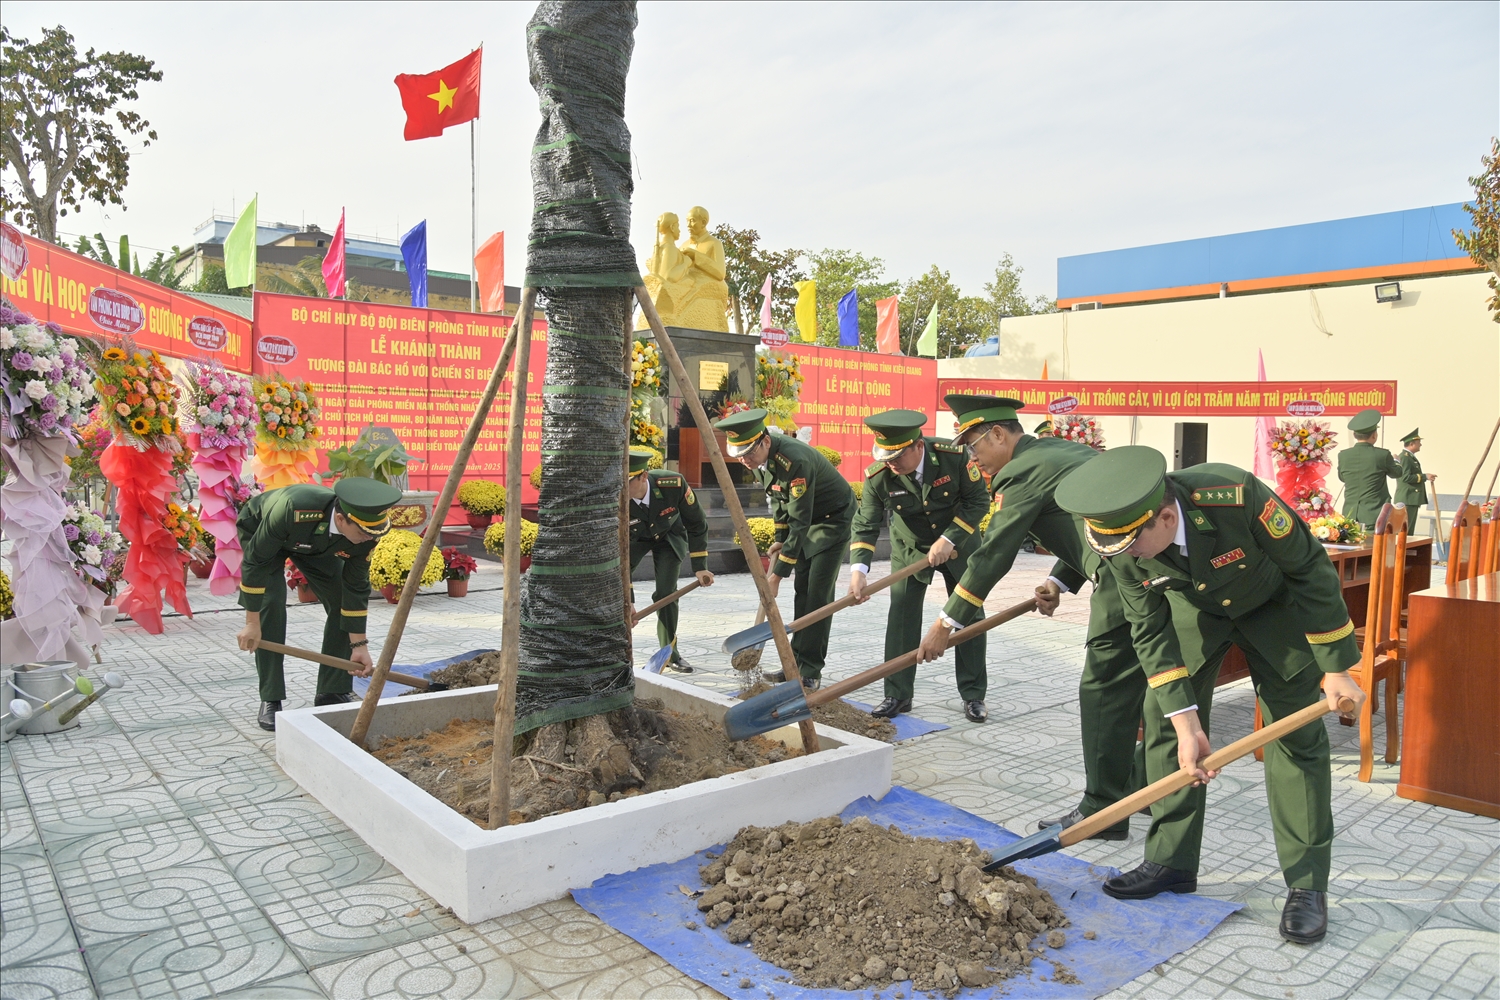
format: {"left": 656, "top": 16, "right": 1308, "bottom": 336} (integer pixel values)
{"left": 470, "top": 119, "right": 477, "bottom": 312}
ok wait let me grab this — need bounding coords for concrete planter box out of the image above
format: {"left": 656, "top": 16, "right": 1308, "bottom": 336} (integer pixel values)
{"left": 276, "top": 672, "right": 892, "bottom": 923}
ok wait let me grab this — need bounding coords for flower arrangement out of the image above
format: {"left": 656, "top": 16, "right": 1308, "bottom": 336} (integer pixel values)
{"left": 717, "top": 394, "right": 751, "bottom": 421}
{"left": 814, "top": 445, "right": 842, "bottom": 468}
{"left": 442, "top": 547, "right": 478, "bottom": 581}
{"left": 1289, "top": 484, "right": 1335, "bottom": 522}
{"left": 1055, "top": 414, "right": 1105, "bottom": 451}
{"left": 224, "top": 476, "right": 261, "bottom": 513}
{"left": 0, "top": 568, "right": 11, "bottom": 618}
{"left": 483, "top": 518, "right": 539, "bottom": 560}
{"left": 61, "top": 502, "right": 126, "bottom": 585}
{"left": 1307, "top": 513, "right": 1367, "bottom": 545}
{"left": 165, "top": 500, "right": 207, "bottom": 558}
{"left": 68, "top": 407, "right": 113, "bottom": 482}
{"left": 734, "top": 516, "right": 778, "bottom": 555}
{"left": 93, "top": 346, "right": 184, "bottom": 450}
{"left": 630, "top": 400, "right": 665, "bottom": 450}
{"left": 252, "top": 374, "right": 321, "bottom": 449}
{"left": 369, "top": 529, "right": 445, "bottom": 588}
{"left": 529, "top": 462, "right": 543, "bottom": 489}
{"left": 762, "top": 395, "right": 800, "bottom": 433}
{"left": 286, "top": 562, "right": 309, "bottom": 590}
{"left": 755, "top": 348, "right": 803, "bottom": 402}
{"left": 631, "top": 339, "right": 663, "bottom": 393}
{"left": 1269, "top": 420, "right": 1336, "bottom": 467}
{"left": 0, "top": 306, "right": 97, "bottom": 439}
{"left": 183, "top": 360, "right": 256, "bottom": 448}
{"left": 457, "top": 479, "right": 507, "bottom": 516}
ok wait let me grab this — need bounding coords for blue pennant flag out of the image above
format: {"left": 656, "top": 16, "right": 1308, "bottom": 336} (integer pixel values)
{"left": 401, "top": 220, "right": 428, "bottom": 308}
{"left": 837, "top": 289, "right": 859, "bottom": 347}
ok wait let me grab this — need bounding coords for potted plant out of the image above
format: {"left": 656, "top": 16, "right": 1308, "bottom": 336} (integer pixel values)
{"left": 483, "top": 518, "right": 539, "bottom": 573}
{"left": 735, "top": 516, "right": 777, "bottom": 572}
{"left": 190, "top": 532, "right": 216, "bottom": 579}
{"left": 368, "top": 529, "right": 445, "bottom": 602}
{"left": 457, "top": 480, "right": 506, "bottom": 530}
{"left": 325, "top": 425, "right": 437, "bottom": 530}
{"left": 286, "top": 561, "right": 317, "bottom": 603}
{"left": 442, "top": 547, "right": 478, "bottom": 597}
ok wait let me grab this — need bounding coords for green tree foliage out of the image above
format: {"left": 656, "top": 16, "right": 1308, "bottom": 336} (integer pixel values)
{"left": 984, "top": 252, "right": 1056, "bottom": 319}
{"left": 713, "top": 223, "right": 803, "bottom": 334}
{"left": 0, "top": 25, "right": 161, "bottom": 242}
{"left": 897, "top": 256, "right": 1054, "bottom": 358}
{"left": 72, "top": 231, "right": 186, "bottom": 289}
{"left": 258, "top": 256, "right": 370, "bottom": 301}
{"left": 1453, "top": 137, "right": 1500, "bottom": 324}
{"left": 191, "top": 261, "right": 250, "bottom": 298}
{"left": 805, "top": 249, "right": 899, "bottom": 350}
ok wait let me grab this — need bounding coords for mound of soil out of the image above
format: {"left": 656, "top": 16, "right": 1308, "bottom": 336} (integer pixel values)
{"left": 738, "top": 682, "right": 897, "bottom": 744}
{"left": 426, "top": 651, "right": 504, "bottom": 689}
{"left": 697, "top": 816, "right": 1076, "bottom": 995}
{"left": 371, "top": 698, "right": 800, "bottom": 827}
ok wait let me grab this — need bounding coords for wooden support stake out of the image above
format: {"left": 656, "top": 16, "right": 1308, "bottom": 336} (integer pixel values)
{"left": 1462, "top": 416, "right": 1500, "bottom": 502}
{"left": 621, "top": 312, "right": 635, "bottom": 662}
{"left": 633, "top": 288, "right": 820, "bottom": 754}
{"left": 488, "top": 289, "right": 538, "bottom": 828}
{"left": 349, "top": 296, "right": 527, "bottom": 747}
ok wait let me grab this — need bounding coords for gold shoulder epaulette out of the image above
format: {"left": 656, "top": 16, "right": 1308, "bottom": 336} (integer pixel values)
{"left": 933, "top": 439, "right": 963, "bottom": 454}
{"left": 865, "top": 461, "right": 887, "bottom": 479}
{"left": 655, "top": 475, "right": 683, "bottom": 489}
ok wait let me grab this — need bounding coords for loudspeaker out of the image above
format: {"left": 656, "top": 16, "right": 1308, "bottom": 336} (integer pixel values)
{"left": 1173, "top": 423, "right": 1208, "bottom": 470}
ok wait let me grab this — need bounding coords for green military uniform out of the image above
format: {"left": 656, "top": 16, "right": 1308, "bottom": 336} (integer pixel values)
{"left": 943, "top": 395, "right": 1144, "bottom": 827}
{"left": 237, "top": 480, "right": 398, "bottom": 703}
{"left": 717, "top": 410, "right": 855, "bottom": 682}
{"left": 1395, "top": 429, "right": 1427, "bottom": 533}
{"left": 848, "top": 411, "right": 989, "bottom": 703}
{"left": 1057, "top": 448, "right": 1360, "bottom": 891}
{"left": 628, "top": 450, "right": 709, "bottom": 663}
{"left": 1336, "top": 409, "right": 1400, "bottom": 530}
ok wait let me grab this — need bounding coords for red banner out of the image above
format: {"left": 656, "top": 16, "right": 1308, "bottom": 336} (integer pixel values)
{"left": 250, "top": 292, "right": 547, "bottom": 506}
{"left": 1, "top": 232, "right": 254, "bottom": 371}
{"left": 935, "top": 378, "right": 1397, "bottom": 417}
{"left": 791, "top": 345, "right": 938, "bottom": 479}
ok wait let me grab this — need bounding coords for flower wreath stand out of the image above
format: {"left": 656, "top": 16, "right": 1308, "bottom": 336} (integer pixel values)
{"left": 184, "top": 362, "right": 257, "bottom": 595}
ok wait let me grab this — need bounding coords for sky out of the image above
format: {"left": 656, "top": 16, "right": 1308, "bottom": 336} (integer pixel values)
{"left": 4, "top": 1, "right": 1496, "bottom": 300}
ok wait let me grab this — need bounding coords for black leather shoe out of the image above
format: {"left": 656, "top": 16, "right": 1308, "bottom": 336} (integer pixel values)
{"left": 313, "top": 693, "right": 354, "bottom": 707}
{"left": 666, "top": 657, "right": 695, "bottom": 674}
{"left": 258, "top": 701, "right": 282, "bottom": 731}
{"left": 1036, "top": 807, "right": 1128, "bottom": 841}
{"left": 1103, "top": 861, "right": 1197, "bottom": 900}
{"left": 871, "top": 698, "right": 912, "bottom": 718}
{"left": 1279, "top": 889, "right": 1328, "bottom": 944}
{"left": 801, "top": 677, "right": 821, "bottom": 691}
{"left": 963, "top": 700, "right": 988, "bottom": 723}
{"left": 763, "top": 669, "right": 786, "bottom": 683}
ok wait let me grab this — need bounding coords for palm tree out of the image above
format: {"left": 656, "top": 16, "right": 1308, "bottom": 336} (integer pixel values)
{"left": 258, "top": 255, "right": 369, "bottom": 300}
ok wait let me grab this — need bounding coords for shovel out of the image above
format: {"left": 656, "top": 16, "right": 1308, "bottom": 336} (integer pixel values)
{"left": 722, "top": 560, "right": 929, "bottom": 657}
{"left": 725, "top": 596, "right": 1038, "bottom": 740}
{"left": 254, "top": 640, "right": 446, "bottom": 692}
{"left": 55, "top": 673, "right": 126, "bottom": 727}
{"left": 730, "top": 602, "right": 769, "bottom": 673}
{"left": 635, "top": 580, "right": 701, "bottom": 622}
{"left": 981, "top": 693, "right": 1358, "bottom": 871}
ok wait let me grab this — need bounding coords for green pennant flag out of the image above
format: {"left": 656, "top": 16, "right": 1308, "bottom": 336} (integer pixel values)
{"left": 224, "top": 196, "right": 258, "bottom": 289}
{"left": 915, "top": 300, "right": 939, "bottom": 357}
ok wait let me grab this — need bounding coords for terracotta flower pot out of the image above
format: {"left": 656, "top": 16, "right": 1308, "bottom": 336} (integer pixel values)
{"left": 760, "top": 555, "right": 771, "bottom": 572}
{"left": 190, "top": 557, "right": 213, "bottom": 579}
{"left": 465, "top": 512, "right": 493, "bottom": 530}
{"left": 381, "top": 584, "right": 399, "bottom": 604}
{"left": 447, "top": 578, "right": 469, "bottom": 598}
{"left": 297, "top": 584, "right": 318, "bottom": 604}
{"left": 518, "top": 555, "right": 532, "bottom": 574}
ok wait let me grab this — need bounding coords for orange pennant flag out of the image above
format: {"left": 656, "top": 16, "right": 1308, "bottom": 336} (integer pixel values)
{"left": 875, "top": 296, "right": 901, "bottom": 354}
{"left": 474, "top": 232, "right": 505, "bottom": 313}
{"left": 1041, "top": 360, "right": 1049, "bottom": 379}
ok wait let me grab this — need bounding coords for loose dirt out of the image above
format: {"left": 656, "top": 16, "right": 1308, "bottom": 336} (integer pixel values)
{"left": 371, "top": 698, "right": 800, "bottom": 827}
{"left": 697, "top": 816, "right": 1075, "bottom": 995}
{"left": 738, "top": 682, "right": 897, "bottom": 744}
{"left": 426, "top": 650, "right": 504, "bottom": 689}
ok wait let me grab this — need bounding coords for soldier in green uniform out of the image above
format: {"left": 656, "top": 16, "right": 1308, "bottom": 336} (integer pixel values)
{"left": 1395, "top": 429, "right": 1434, "bottom": 534}
{"left": 235, "top": 478, "right": 401, "bottom": 731}
{"left": 1336, "top": 408, "right": 1400, "bottom": 531}
{"left": 626, "top": 447, "right": 714, "bottom": 671}
{"left": 846, "top": 409, "right": 989, "bottom": 718}
{"left": 716, "top": 409, "right": 855, "bottom": 689}
{"left": 916, "top": 395, "right": 1148, "bottom": 829}
{"left": 1056, "top": 446, "right": 1365, "bottom": 944}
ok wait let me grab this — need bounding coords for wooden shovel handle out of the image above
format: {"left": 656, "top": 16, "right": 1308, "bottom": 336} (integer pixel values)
{"left": 636, "top": 580, "right": 701, "bottom": 620}
{"left": 788, "top": 559, "right": 928, "bottom": 633}
{"left": 807, "top": 596, "right": 1039, "bottom": 709}
{"left": 255, "top": 640, "right": 430, "bottom": 691}
{"left": 1059, "top": 694, "right": 1357, "bottom": 847}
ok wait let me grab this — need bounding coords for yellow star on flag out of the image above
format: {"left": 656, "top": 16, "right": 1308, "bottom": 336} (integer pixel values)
{"left": 428, "top": 79, "right": 457, "bottom": 113}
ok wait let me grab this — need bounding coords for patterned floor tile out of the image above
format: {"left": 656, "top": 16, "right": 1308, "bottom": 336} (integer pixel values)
{"left": 0, "top": 949, "right": 96, "bottom": 1000}
{"left": 227, "top": 826, "right": 397, "bottom": 906}
{"left": 82, "top": 914, "right": 304, "bottom": 999}
{"left": 29, "top": 783, "right": 185, "bottom": 840}
{"left": 1, "top": 859, "right": 80, "bottom": 970}
{"left": 259, "top": 875, "right": 465, "bottom": 967}
{"left": 475, "top": 899, "right": 654, "bottom": 990}
{"left": 190, "top": 795, "right": 350, "bottom": 855}
{"left": 46, "top": 818, "right": 218, "bottom": 891}
{"left": 309, "top": 928, "right": 541, "bottom": 1000}
{"left": 544, "top": 953, "right": 725, "bottom": 999}
{"left": 217, "top": 971, "right": 331, "bottom": 999}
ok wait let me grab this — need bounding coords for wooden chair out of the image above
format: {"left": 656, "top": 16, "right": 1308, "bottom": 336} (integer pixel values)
{"left": 1446, "top": 502, "right": 1488, "bottom": 585}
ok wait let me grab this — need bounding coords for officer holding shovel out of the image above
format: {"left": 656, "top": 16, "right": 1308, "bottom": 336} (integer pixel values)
{"left": 847, "top": 409, "right": 989, "bottom": 719}
{"left": 1055, "top": 446, "right": 1364, "bottom": 944}
{"left": 627, "top": 447, "right": 713, "bottom": 671}
{"left": 235, "top": 478, "right": 400, "bottom": 731}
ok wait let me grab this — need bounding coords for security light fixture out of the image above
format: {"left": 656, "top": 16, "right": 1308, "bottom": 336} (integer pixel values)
{"left": 1374, "top": 282, "right": 1402, "bottom": 303}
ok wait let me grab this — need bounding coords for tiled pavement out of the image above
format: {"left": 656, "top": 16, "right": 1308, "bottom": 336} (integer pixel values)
{"left": 1, "top": 553, "right": 1495, "bottom": 999}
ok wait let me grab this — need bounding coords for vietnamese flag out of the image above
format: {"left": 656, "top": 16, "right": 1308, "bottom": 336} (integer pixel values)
{"left": 394, "top": 49, "right": 482, "bottom": 140}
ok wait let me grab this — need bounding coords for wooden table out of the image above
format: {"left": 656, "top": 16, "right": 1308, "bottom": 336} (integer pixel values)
{"left": 1397, "top": 573, "right": 1500, "bottom": 818}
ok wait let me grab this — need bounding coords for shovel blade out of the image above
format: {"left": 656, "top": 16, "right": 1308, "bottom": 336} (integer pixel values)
{"left": 981, "top": 824, "right": 1064, "bottom": 872}
{"left": 723, "top": 681, "right": 811, "bottom": 741}
{"left": 644, "top": 646, "right": 673, "bottom": 674}
{"left": 721, "top": 620, "right": 774, "bottom": 655}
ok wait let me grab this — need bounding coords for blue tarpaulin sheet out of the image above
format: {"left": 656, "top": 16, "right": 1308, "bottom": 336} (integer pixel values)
{"left": 843, "top": 700, "right": 948, "bottom": 741}
{"left": 352, "top": 649, "right": 495, "bottom": 697}
{"left": 572, "top": 787, "right": 1242, "bottom": 999}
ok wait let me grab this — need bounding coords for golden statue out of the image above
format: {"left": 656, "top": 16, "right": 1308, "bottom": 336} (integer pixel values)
{"left": 638, "top": 205, "right": 729, "bottom": 331}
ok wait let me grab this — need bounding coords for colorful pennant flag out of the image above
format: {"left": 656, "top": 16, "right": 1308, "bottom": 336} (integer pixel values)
{"left": 223, "top": 196, "right": 257, "bottom": 290}
{"left": 401, "top": 220, "right": 428, "bottom": 308}
{"left": 875, "top": 296, "right": 901, "bottom": 354}
{"left": 322, "top": 209, "right": 347, "bottom": 299}
{"left": 794, "top": 280, "right": 817, "bottom": 343}
{"left": 837, "top": 289, "right": 859, "bottom": 347}
{"left": 1041, "top": 360, "right": 1049, "bottom": 379}
{"left": 475, "top": 231, "right": 505, "bottom": 313}
{"left": 915, "top": 300, "right": 939, "bottom": 357}
{"left": 758, "top": 273, "right": 774, "bottom": 331}
{"left": 394, "top": 49, "right": 483, "bottom": 141}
